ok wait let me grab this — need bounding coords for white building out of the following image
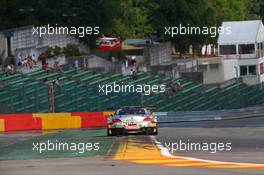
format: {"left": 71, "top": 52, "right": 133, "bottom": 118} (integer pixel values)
{"left": 0, "top": 26, "right": 79, "bottom": 65}
{"left": 218, "top": 20, "right": 264, "bottom": 85}
{"left": 198, "top": 57, "right": 238, "bottom": 85}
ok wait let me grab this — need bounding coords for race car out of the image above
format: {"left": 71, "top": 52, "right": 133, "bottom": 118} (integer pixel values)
{"left": 107, "top": 106, "right": 158, "bottom": 136}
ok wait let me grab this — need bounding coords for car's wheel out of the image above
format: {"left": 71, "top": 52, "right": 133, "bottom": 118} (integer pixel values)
{"left": 107, "top": 128, "right": 113, "bottom": 136}
{"left": 115, "top": 129, "right": 123, "bottom": 136}
{"left": 151, "top": 127, "right": 158, "bottom": 135}
{"left": 113, "top": 129, "right": 118, "bottom": 136}
{"left": 145, "top": 127, "right": 156, "bottom": 135}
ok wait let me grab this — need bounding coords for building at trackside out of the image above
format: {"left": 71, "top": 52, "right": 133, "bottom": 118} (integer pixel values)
{"left": 0, "top": 26, "right": 79, "bottom": 65}
{"left": 200, "top": 20, "right": 264, "bottom": 85}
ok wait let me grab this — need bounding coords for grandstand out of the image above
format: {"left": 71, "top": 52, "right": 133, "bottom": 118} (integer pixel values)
{"left": 0, "top": 67, "right": 264, "bottom": 113}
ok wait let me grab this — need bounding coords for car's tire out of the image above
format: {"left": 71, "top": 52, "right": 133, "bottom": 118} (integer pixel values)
{"left": 112, "top": 129, "right": 118, "bottom": 136}
{"left": 151, "top": 127, "right": 158, "bottom": 135}
{"left": 145, "top": 127, "right": 157, "bottom": 135}
{"left": 107, "top": 128, "right": 113, "bottom": 136}
{"left": 115, "top": 129, "right": 123, "bottom": 136}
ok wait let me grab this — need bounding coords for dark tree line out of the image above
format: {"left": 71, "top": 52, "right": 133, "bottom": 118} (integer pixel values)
{"left": 0, "top": 0, "right": 263, "bottom": 53}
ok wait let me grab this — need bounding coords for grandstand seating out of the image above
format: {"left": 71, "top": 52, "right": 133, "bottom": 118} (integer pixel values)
{"left": 1, "top": 67, "right": 264, "bottom": 113}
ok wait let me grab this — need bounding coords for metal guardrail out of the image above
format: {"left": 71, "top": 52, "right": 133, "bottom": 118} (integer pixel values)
{"left": 153, "top": 106, "right": 264, "bottom": 123}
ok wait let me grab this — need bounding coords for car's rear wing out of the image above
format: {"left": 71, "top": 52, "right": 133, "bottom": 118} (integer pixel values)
{"left": 105, "top": 106, "right": 148, "bottom": 110}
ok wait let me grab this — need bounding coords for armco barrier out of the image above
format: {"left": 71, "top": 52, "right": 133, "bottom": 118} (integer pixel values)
{"left": 33, "top": 113, "right": 81, "bottom": 130}
{"left": 0, "top": 112, "right": 109, "bottom": 132}
{"left": 1, "top": 106, "right": 263, "bottom": 131}
{"left": 0, "top": 119, "right": 4, "bottom": 132}
{"left": 154, "top": 106, "right": 264, "bottom": 123}
{"left": 0, "top": 114, "right": 42, "bottom": 131}
{"left": 72, "top": 112, "right": 107, "bottom": 128}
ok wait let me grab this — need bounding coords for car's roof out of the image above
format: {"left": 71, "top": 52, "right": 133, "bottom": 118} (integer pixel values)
{"left": 118, "top": 106, "right": 146, "bottom": 110}
{"left": 120, "top": 106, "right": 145, "bottom": 108}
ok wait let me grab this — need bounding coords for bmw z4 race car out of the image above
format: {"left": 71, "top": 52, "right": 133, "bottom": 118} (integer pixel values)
{"left": 107, "top": 106, "right": 158, "bottom": 136}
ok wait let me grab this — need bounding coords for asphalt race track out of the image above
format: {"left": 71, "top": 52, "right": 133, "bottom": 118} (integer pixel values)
{"left": 0, "top": 117, "right": 264, "bottom": 175}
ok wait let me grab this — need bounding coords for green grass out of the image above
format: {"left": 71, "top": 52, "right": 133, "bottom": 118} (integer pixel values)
{"left": 0, "top": 129, "right": 113, "bottom": 160}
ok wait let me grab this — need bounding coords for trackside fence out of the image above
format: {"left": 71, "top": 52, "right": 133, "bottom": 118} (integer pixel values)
{"left": 154, "top": 106, "right": 264, "bottom": 123}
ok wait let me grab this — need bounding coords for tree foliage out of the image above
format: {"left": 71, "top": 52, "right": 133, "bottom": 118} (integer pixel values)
{"left": 153, "top": 0, "right": 253, "bottom": 54}
{"left": 0, "top": 0, "right": 263, "bottom": 54}
{"left": 63, "top": 43, "right": 81, "bottom": 57}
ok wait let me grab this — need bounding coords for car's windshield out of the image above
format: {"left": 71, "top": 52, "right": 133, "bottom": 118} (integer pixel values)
{"left": 116, "top": 107, "right": 146, "bottom": 115}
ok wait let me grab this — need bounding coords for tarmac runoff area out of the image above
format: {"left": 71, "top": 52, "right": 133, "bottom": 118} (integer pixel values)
{"left": 0, "top": 118, "right": 264, "bottom": 175}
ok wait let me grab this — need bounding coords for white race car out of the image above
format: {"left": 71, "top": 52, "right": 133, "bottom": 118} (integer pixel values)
{"left": 107, "top": 106, "right": 158, "bottom": 136}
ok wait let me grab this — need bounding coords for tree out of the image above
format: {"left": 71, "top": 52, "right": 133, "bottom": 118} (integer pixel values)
{"left": 261, "top": 2, "right": 264, "bottom": 21}
{"left": 63, "top": 43, "right": 81, "bottom": 57}
{"left": 152, "top": 0, "right": 249, "bottom": 55}
{"left": 0, "top": 0, "right": 263, "bottom": 53}
{"left": 245, "top": 0, "right": 262, "bottom": 20}
{"left": 107, "top": 0, "right": 158, "bottom": 39}
{"left": 214, "top": 0, "right": 247, "bottom": 23}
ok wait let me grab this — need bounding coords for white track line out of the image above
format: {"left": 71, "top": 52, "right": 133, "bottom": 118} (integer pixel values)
{"left": 150, "top": 136, "right": 264, "bottom": 166}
